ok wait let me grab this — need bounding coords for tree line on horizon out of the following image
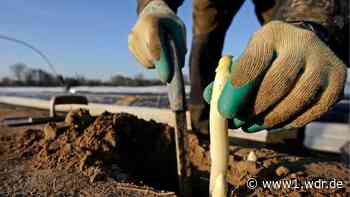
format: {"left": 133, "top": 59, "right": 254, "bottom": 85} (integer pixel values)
{"left": 0, "top": 63, "right": 189, "bottom": 87}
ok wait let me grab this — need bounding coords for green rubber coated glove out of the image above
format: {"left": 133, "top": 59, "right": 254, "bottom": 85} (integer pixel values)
{"left": 204, "top": 82, "right": 247, "bottom": 130}
{"left": 203, "top": 58, "right": 264, "bottom": 131}
{"left": 128, "top": 0, "right": 187, "bottom": 83}
{"left": 203, "top": 21, "right": 346, "bottom": 133}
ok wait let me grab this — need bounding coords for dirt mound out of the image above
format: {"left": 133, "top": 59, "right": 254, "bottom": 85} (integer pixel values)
{"left": 16, "top": 129, "right": 43, "bottom": 159}
{"left": 7, "top": 106, "right": 350, "bottom": 196}
{"left": 16, "top": 109, "right": 177, "bottom": 189}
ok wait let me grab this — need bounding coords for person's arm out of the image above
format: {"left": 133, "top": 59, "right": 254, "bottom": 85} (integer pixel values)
{"left": 137, "top": 0, "right": 184, "bottom": 14}
{"left": 253, "top": 0, "right": 349, "bottom": 65}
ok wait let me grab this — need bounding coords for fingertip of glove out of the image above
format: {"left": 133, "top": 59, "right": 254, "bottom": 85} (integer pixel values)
{"left": 243, "top": 124, "right": 267, "bottom": 133}
{"left": 155, "top": 62, "right": 172, "bottom": 83}
{"left": 218, "top": 82, "right": 239, "bottom": 118}
{"left": 218, "top": 80, "right": 255, "bottom": 119}
{"left": 154, "top": 48, "right": 173, "bottom": 83}
{"left": 203, "top": 82, "right": 214, "bottom": 104}
{"left": 231, "top": 118, "right": 245, "bottom": 129}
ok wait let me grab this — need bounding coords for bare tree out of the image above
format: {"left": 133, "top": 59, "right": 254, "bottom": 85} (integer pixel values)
{"left": 10, "top": 62, "right": 27, "bottom": 81}
{"left": 134, "top": 73, "right": 145, "bottom": 80}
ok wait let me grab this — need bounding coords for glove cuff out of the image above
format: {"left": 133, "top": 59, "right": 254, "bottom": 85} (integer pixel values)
{"left": 287, "top": 20, "right": 330, "bottom": 45}
{"left": 271, "top": 0, "right": 349, "bottom": 66}
{"left": 286, "top": 19, "right": 348, "bottom": 66}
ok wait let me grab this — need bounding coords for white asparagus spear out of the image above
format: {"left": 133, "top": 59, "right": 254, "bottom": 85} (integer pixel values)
{"left": 247, "top": 151, "right": 257, "bottom": 162}
{"left": 209, "top": 55, "right": 232, "bottom": 197}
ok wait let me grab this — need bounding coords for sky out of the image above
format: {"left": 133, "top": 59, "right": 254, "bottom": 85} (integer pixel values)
{"left": 0, "top": 0, "right": 260, "bottom": 80}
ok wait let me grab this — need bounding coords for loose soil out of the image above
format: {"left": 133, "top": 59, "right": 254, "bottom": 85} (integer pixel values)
{"left": 0, "top": 104, "right": 349, "bottom": 196}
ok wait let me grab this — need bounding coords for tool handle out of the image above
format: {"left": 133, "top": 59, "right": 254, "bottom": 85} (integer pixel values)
{"left": 166, "top": 36, "right": 186, "bottom": 112}
{"left": 165, "top": 35, "right": 192, "bottom": 197}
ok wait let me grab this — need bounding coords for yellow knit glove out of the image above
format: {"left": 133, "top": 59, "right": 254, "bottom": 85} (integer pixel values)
{"left": 128, "top": 0, "right": 186, "bottom": 83}
{"left": 204, "top": 21, "right": 347, "bottom": 132}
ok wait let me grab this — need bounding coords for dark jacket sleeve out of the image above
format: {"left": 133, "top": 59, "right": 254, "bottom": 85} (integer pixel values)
{"left": 253, "top": 0, "right": 349, "bottom": 66}
{"left": 137, "top": 0, "right": 184, "bottom": 14}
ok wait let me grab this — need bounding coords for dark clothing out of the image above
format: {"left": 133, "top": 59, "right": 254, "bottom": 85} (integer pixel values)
{"left": 189, "top": 0, "right": 245, "bottom": 134}
{"left": 137, "top": 0, "right": 349, "bottom": 136}
{"left": 137, "top": 0, "right": 349, "bottom": 64}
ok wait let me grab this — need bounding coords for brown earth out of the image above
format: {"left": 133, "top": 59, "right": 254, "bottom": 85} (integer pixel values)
{"left": 0, "top": 103, "right": 349, "bottom": 196}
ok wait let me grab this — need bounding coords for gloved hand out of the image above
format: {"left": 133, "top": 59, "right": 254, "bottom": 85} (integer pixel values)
{"left": 128, "top": 0, "right": 187, "bottom": 83}
{"left": 203, "top": 21, "right": 347, "bottom": 133}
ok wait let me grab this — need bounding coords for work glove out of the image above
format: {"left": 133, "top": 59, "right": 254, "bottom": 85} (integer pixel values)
{"left": 203, "top": 21, "right": 347, "bottom": 133}
{"left": 128, "top": 0, "right": 187, "bottom": 83}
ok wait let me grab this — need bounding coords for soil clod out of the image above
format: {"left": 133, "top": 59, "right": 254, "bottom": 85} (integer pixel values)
{"left": 275, "top": 166, "right": 290, "bottom": 177}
